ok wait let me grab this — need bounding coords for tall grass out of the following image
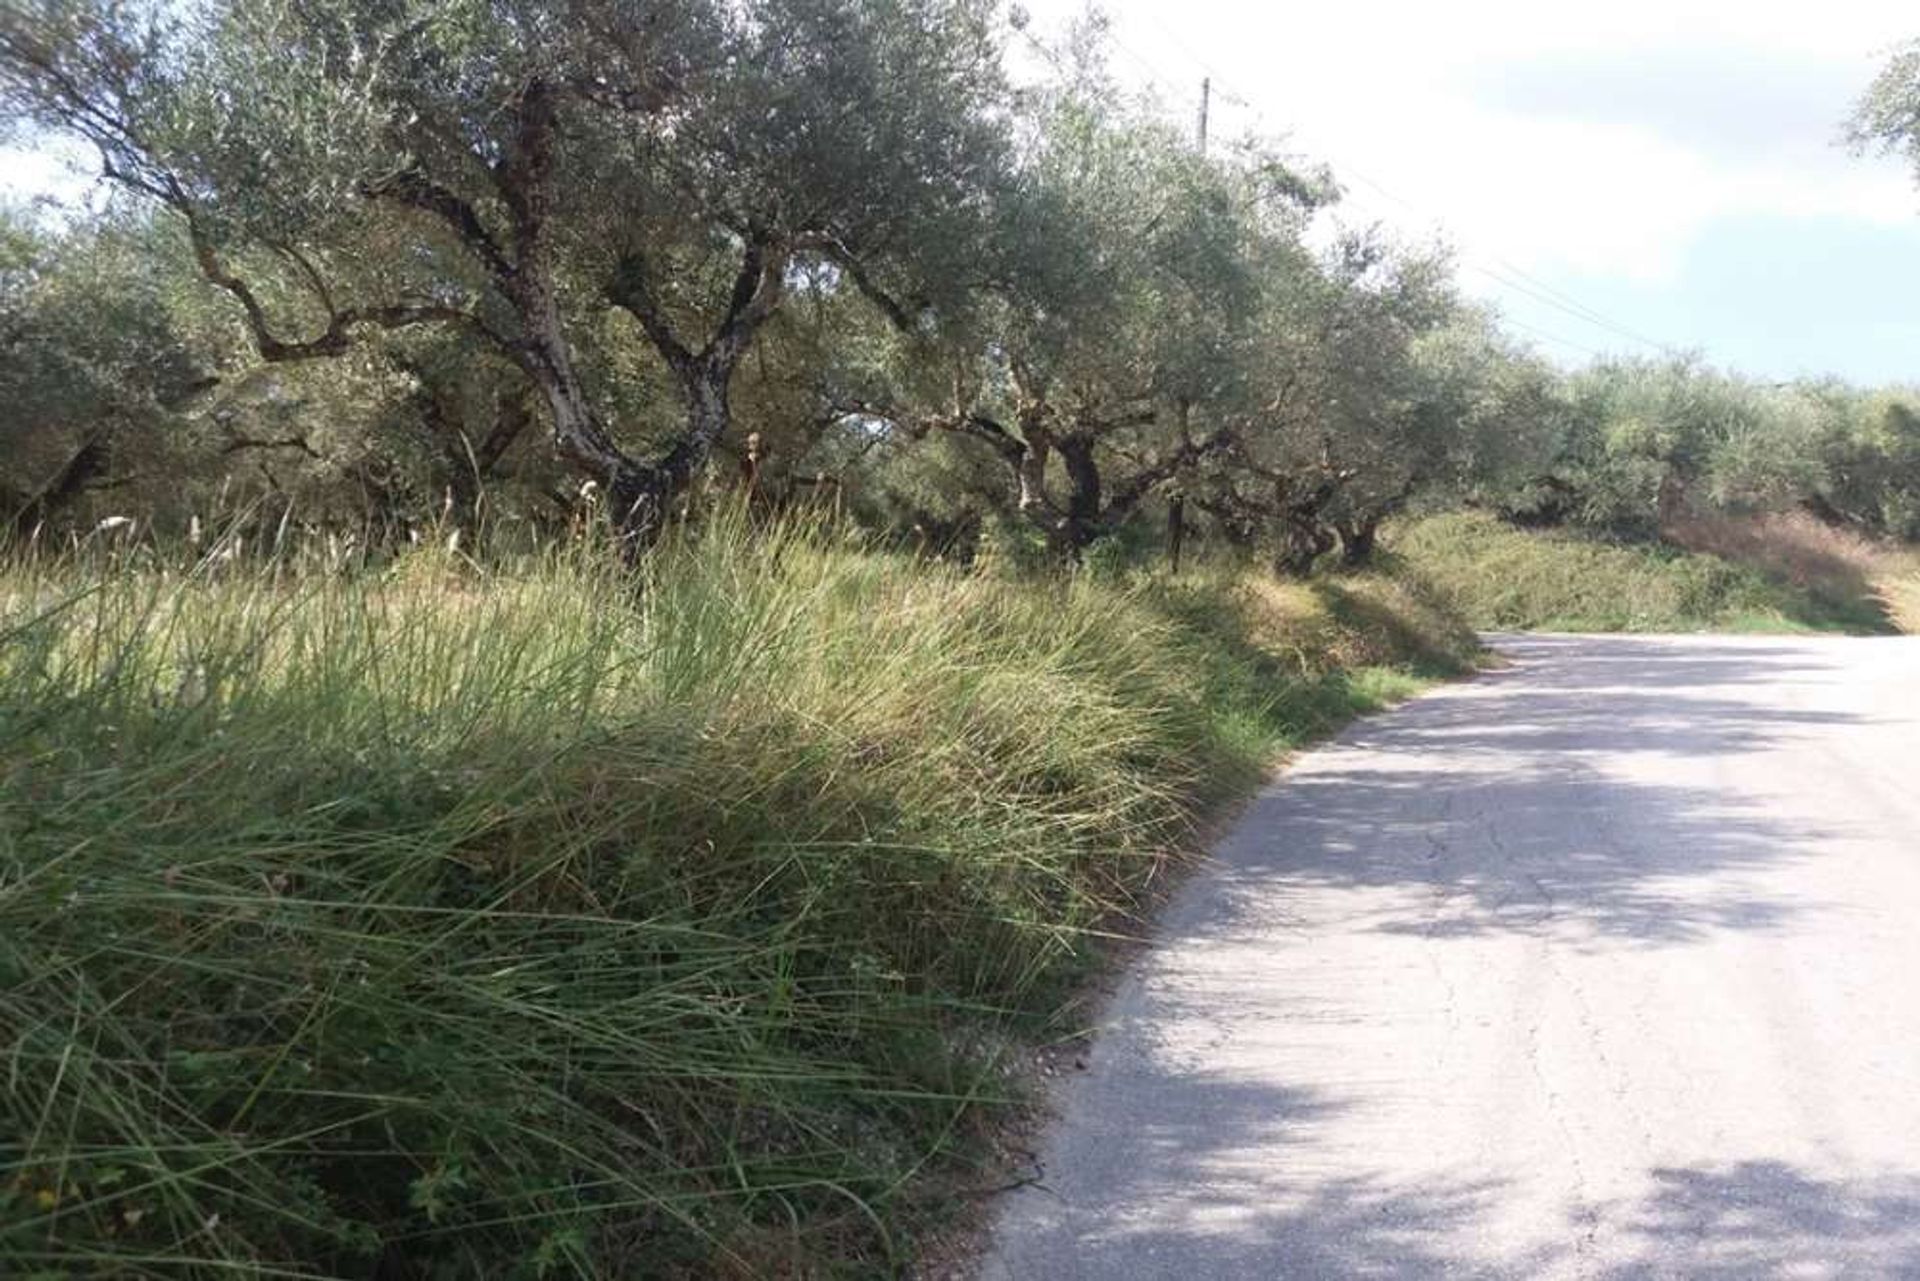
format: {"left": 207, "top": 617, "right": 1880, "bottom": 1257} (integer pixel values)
{"left": 0, "top": 519, "right": 1474, "bottom": 1277}
{"left": 1392, "top": 510, "right": 1906, "bottom": 634}
{"left": 1666, "top": 510, "right": 1920, "bottom": 635}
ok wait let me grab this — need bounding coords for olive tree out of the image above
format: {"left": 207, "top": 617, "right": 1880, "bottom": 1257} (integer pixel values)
{"left": 1, "top": 0, "right": 1011, "bottom": 549}
{"left": 0, "top": 206, "right": 220, "bottom": 534}
{"left": 1193, "top": 231, "right": 1457, "bottom": 576}
{"left": 1852, "top": 39, "right": 1920, "bottom": 179}
{"left": 862, "top": 85, "right": 1302, "bottom": 559}
{"left": 1321, "top": 309, "right": 1562, "bottom": 566}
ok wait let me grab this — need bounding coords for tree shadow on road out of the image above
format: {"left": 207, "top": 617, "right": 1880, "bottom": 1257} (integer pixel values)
{"left": 1596, "top": 1160, "right": 1920, "bottom": 1278}
{"left": 994, "top": 1134, "right": 1920, "bottom": 1278}
{"left": 986, "top": 636, "right": 1920, "bottom": 1277}
{"left": 988, "top": 1074, "right": 1544, "bottom": 1279}
{"left": 1192, "top": 635, "right": 1871, "bottom": 947}
{"left": 1206, "top": 766, "right": 1830, "bottom": 946}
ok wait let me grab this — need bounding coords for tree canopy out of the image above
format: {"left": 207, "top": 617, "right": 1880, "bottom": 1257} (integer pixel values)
{"left": 4, "top": 1, "right": 1920, "bottom": 567}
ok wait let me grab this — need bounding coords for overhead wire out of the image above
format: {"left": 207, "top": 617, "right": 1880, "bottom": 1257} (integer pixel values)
{"left": 1324, "top": 159, "right": 1683, "bottom": 356}
{"left": 1100, "top": 10, "right": 1686, "bottom": 360}
{"left": 1493, "top": 315, "right": 1609, "bottom": 359}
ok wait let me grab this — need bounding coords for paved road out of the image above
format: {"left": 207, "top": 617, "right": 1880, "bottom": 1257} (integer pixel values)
{"left": 983, "top": 634, "right": 1920, "bottom": 1279}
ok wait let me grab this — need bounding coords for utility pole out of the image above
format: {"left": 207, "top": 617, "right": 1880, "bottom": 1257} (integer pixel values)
{"left": 1197, "top": 76, "right": 1210, "bottom": 155}
{"left": 1168, "top": 76, "right": 1210, "bottom": 576}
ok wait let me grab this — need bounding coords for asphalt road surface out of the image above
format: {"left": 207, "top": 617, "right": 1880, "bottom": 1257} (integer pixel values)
{"left": 983, "top": 633, "right": 1920, "bottom": 1279}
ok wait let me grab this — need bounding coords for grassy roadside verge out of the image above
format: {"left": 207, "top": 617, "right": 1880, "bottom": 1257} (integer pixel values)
{"left": 0, "top": 524, "right": 1476, "bottom": 1278}
{"left": 1393, "top": 510, "right": 1916, "bottom": 635}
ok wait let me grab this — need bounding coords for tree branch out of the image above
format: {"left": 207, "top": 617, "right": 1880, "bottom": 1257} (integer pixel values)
{"left": 606, "top": 249, "right": 696, "bottom": 378}
{"left": 362, "top": 167, "right": 515, "bottom": 284}
{"left": 795, "top": 231, "right": 919, "bottom": 332}
{"left": 703, "top": 237, "right": 790, "bottom": 368}
{"left": 171, "top": 197, "right": 506, "bottom": 362}
{"left": 1104, "top": 424, "right": 1237, "bottom": 521}
{"left": 220, "top": 433, "right": 321, "bottom": 459}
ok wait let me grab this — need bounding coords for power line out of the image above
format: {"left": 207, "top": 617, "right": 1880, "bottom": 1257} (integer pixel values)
{"left": 1017, "top": 19, "right": 1207, "bottom": 126}
{"left": 1323, "top": 170, "right": 1640, "bottom": 358}
{"left": 1105, "top": 29, "right": 1201, "bottom": 101}
{"left": 1107, "top": 34, "right": 1173, "bottom": 86}
{"left": 1322, "top": 157, "right": 1680, "bottom": 355}
{"left": 1101, "top": 13, "right": 1686, "bottom": 362}
{"left": 1136, "top": 13, "right": 1253, "bottom": 110}
{"left": 1496, "top": 314, "right": 1608, "bottom": 360}
{"left": 1018, "top": 9, "right": 1662, "bottom": 362}
{"left": 1465, "top": 261, "right": 1679, "bottom": 355}
{"left": 1011, "top": 22, "right": 1064, "bottom": 73}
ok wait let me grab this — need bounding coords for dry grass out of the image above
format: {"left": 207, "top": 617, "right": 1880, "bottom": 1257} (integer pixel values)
{"left": 1666, "top": 510, "right": 1918, "bottom": 634}
{"left": 1392, "top": 510, "right": 1917, "bottom": 635}
{"left": 1881, "top": 563, "right": 1920, "bottom": 634}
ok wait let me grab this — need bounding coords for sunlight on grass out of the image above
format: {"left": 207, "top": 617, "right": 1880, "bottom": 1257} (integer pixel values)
{"left": 0, "top": 519, "right": 1474, "bottom": 1276}
{"left": 1392, "top": 511, "right": 1910, "bottom": 635}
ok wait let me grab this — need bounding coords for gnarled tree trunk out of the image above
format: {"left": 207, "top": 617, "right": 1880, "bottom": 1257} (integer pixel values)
{"left": 1334, "top": 516, "right": 1380, "bottom": 567}
{"left": 10, "top": 434, "right": 111, "bottom": 537}
{"left": 1272, "top": 513, "right": 1334, "bottom": 578}
{"left": 602, "top": 237, "right": 791, "bottom": 553}
{"left": 1054, "top": 433, "right": 1104, "bottom": 556}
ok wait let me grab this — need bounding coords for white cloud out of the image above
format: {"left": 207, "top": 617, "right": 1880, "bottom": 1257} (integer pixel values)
{"left": 1019, "top": 0, "right": 1919, "bottom": 285}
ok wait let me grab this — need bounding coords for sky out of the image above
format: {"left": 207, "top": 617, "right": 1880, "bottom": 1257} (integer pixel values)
{"left": 6, "top": 1, "right": 1919, "bottom": 382}
{"left": 1020, "top": 0, "right": 1920, "bottom": 383}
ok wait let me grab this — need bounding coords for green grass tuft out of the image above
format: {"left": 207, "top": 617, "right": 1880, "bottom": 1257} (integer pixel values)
{"left": 0, "top": 521, "right": 1473, "bottom": 1277}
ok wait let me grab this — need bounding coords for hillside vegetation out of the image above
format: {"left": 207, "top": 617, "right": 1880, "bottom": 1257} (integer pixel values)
{"left": 0, "top": 526, "right": 1475, "bottom": 1277}
{"left": 1397, "top": 511, "right": 1918, "bottom": 634}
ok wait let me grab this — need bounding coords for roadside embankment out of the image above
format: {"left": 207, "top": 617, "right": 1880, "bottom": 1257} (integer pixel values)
{"left": 0, "top": 526, "right": 1475, "bottom": 1276}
